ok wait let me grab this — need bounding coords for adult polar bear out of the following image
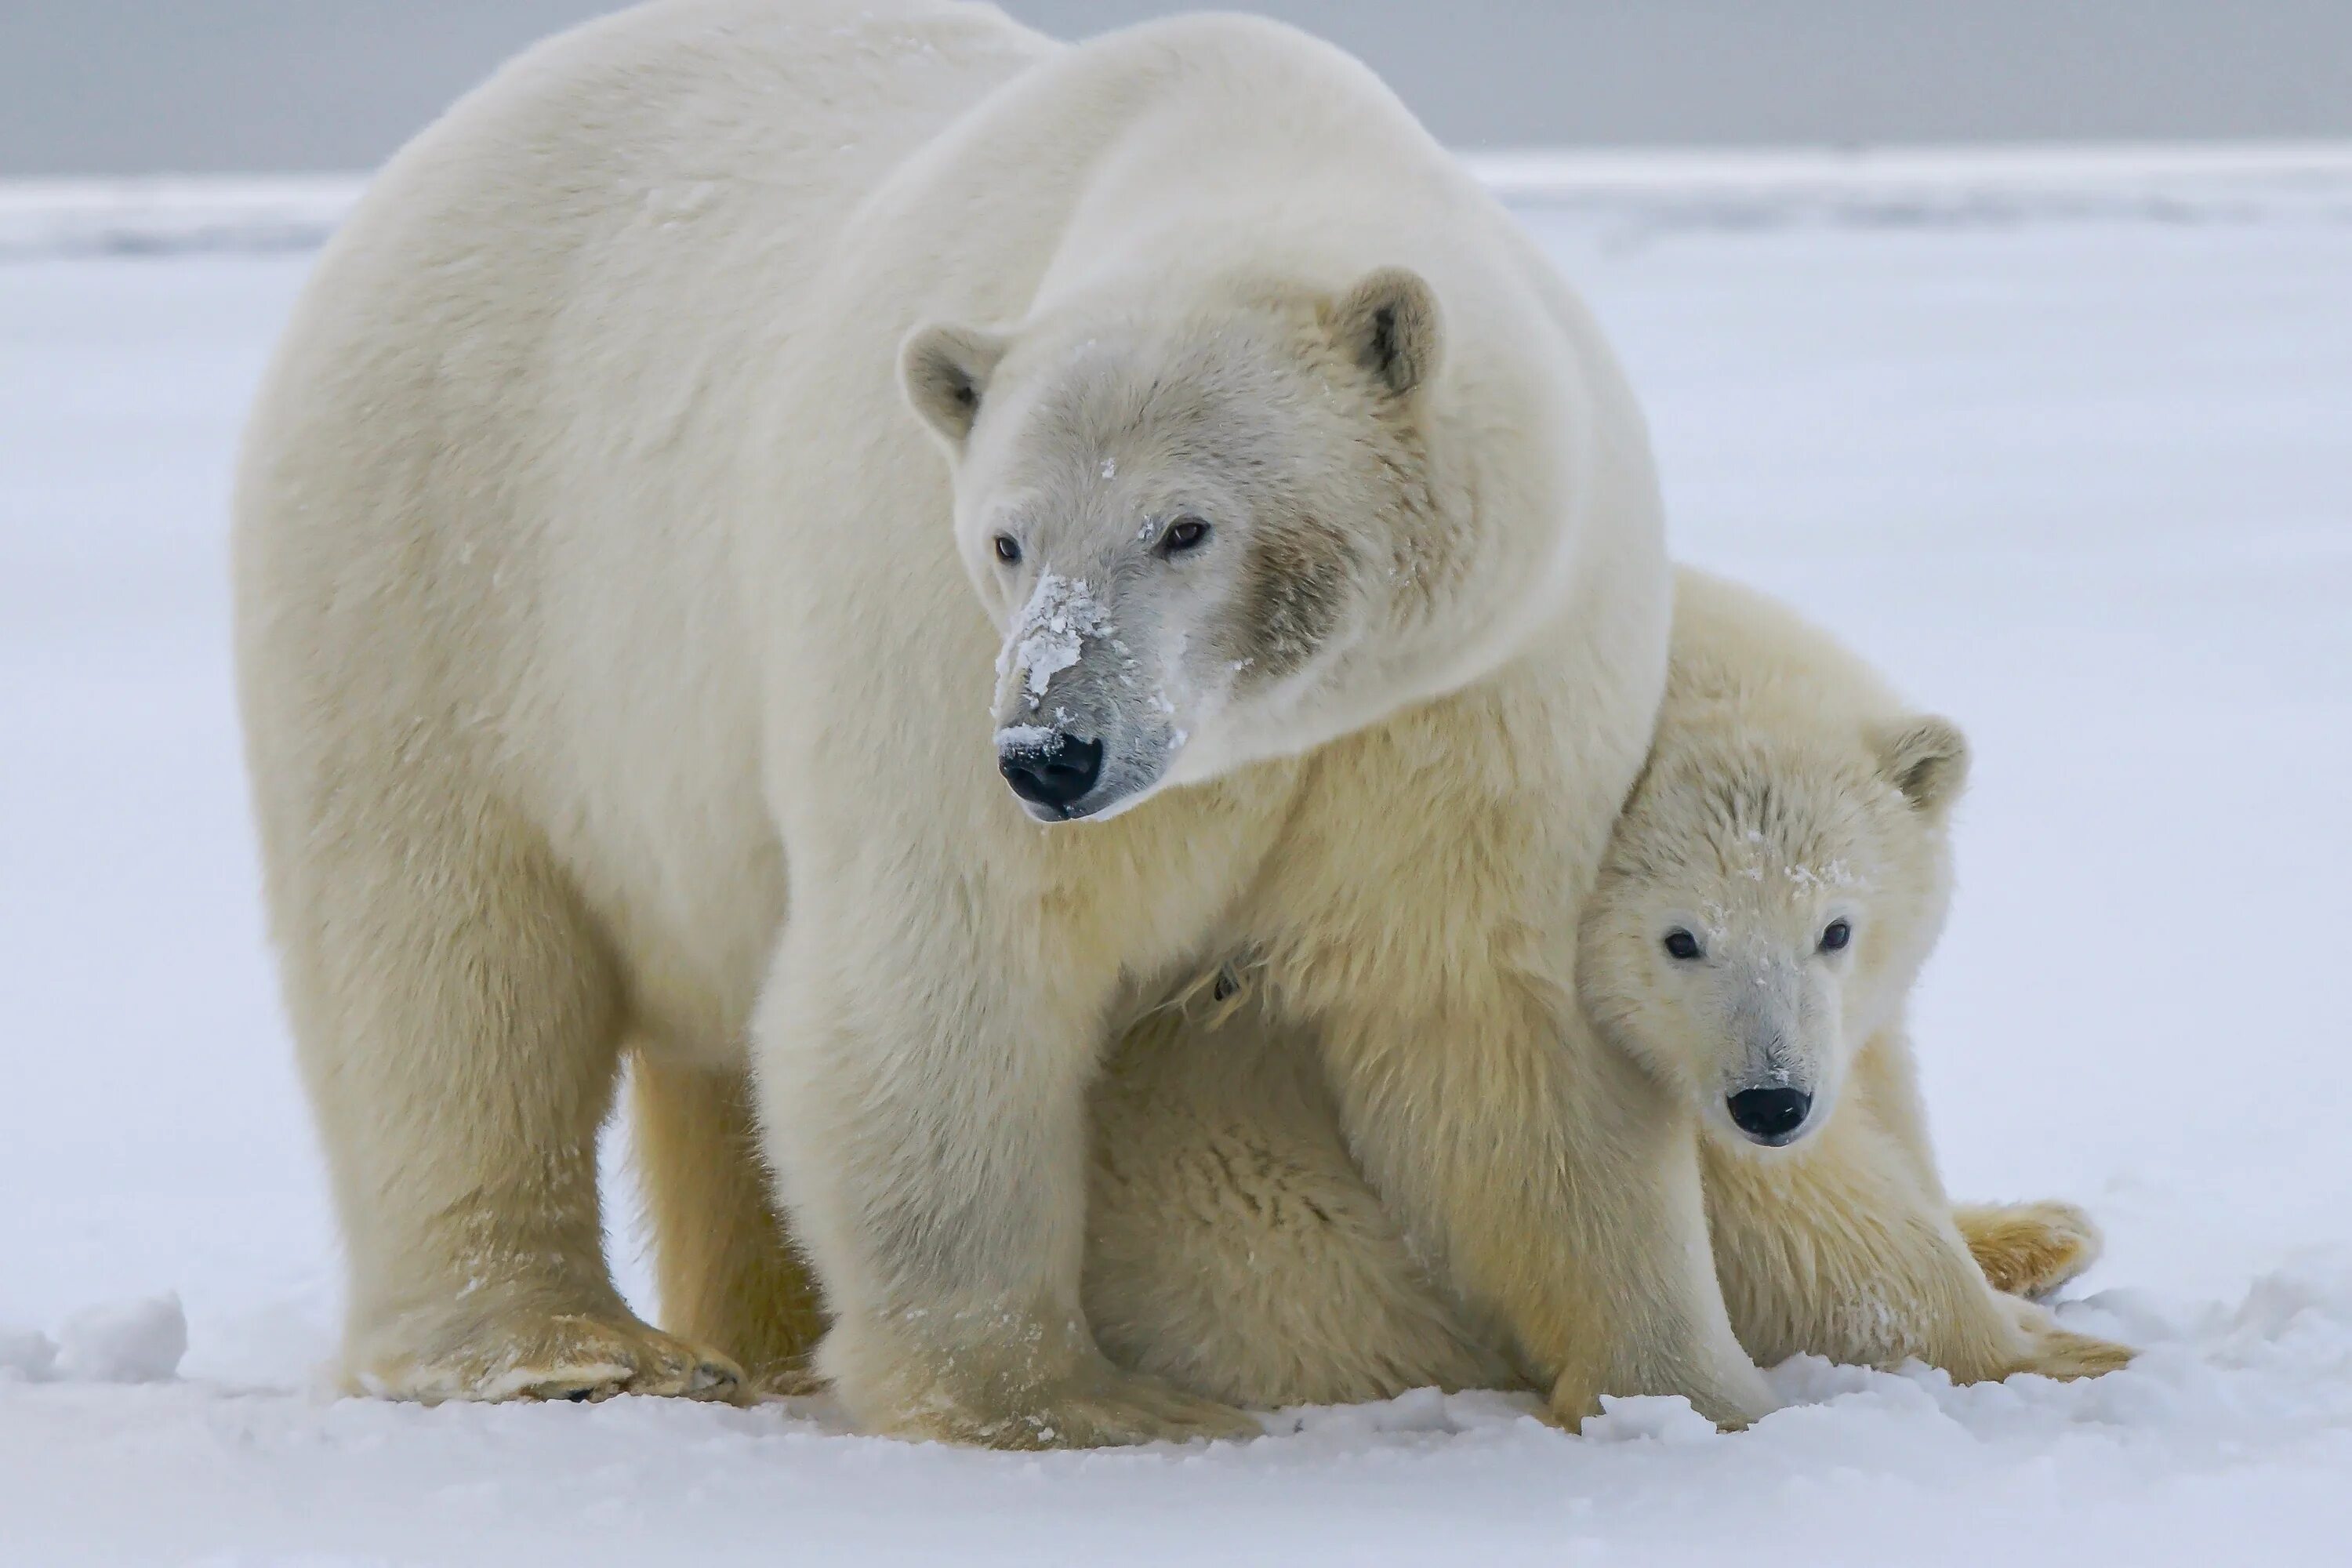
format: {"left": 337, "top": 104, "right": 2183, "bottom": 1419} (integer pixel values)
{"left": 235, "top": 0, "right": 1767, "bottom": 1442}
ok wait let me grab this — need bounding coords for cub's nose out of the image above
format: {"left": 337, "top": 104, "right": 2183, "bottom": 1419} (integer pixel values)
{"left": 1726, "top": 1087, "right": 1813, "bottom": 1145}
{"left": 997, "top": 731, "right": 1104, "bottom": 814}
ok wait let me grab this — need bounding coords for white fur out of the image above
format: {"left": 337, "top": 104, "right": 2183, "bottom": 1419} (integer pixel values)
{"left": 1082, "top": 569, "right": 2136, "bottom": 1405}
{"left": 235, "top": 0, "right": 1762, "bottom": 1442}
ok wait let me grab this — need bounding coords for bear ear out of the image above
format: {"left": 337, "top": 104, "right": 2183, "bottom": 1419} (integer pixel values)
{"left": 901, "top": 322, "right": 1008, "bottom": 447}
{"left": 1330, "top": 267, "right": 1441, "bottom": 398}
{"left": 1871, "top": 714, "right": 1971, "bottom": 815}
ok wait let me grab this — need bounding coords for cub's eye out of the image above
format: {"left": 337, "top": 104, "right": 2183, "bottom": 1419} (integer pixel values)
{"left": 1663, "top": 929, "right": 1703, "bottom": 961}
{"left": 993, "top": 534, "right": 1022, "bottom": 565}
{"left": 1160, "top": 517, "right": 1210, "bottom": 554}
{"left": 1820, "top": 919, "right": 1853, "bottom": 953}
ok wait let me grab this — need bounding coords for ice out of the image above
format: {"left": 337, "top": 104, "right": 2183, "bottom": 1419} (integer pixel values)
{"left": 1579, "top": 1395, "right": 1723, "bottom": 1446}
{"left": 2, "top": 1298, "right": 189, "bottom": 1385}
{"left": 3, "top": 154, "right": 2350, "bottom": 1561}
{"left": 51, "top": 1294, "right": 187, "bottom": 1384}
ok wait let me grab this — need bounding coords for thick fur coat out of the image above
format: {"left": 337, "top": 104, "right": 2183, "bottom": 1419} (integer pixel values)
{"left": 234, "top": 0, "right": 1764, "bottom": 1442}
{"left": 1080, "top": 571, "right": 2134, "bottom": 1405}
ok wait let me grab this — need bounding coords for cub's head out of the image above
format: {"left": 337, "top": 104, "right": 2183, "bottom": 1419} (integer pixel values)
{"left": 1579, "top": 713, "right": 1969, "bottom": 1152}
{"left": 901, "top": 268, "right": 1450, "bottom": 822}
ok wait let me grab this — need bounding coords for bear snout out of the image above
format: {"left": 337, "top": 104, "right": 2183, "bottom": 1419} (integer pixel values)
{"left": 996, "top": 729, "right": 1105, "bottom": 817}
{"left": 1726, "top": 1086, "right": 1813, "bottom": 1146}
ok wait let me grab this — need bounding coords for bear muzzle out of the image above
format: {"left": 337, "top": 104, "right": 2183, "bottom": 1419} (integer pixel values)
{"left": 1726, "top": 1085, "right": 1815, "bottom": 1146}
{"left": 996, "top": 729, "right": 1105, "bottom": 818}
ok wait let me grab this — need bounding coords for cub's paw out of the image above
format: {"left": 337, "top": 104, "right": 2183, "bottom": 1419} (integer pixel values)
{"left": 1955, "top": 1200, "right": 2104, "bottom": 1299}
{"left": 749, "top": 1356, "right": 828, "bottom": 1399}
{"left": 2002, "top": 1298, "right": 2136, "bottom": 1382}
{"left": 354, "top": 1308, "right": 746, "bottom": 1405}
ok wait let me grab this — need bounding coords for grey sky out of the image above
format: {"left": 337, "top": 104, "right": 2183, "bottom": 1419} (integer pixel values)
{"left": 5, "top": 1, "right": 2349, "bottom": 176}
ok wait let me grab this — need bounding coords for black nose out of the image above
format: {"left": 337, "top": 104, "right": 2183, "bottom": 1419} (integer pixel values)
{"left": 998, "top": 731, "right": 1104, "bottom": 812}
{"left": 1726, "top": 1087, "right": 1813, "bottom": 1143}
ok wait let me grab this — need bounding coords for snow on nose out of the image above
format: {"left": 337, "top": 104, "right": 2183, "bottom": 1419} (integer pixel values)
{"left": 999, "top": 571, "right": 1108, "bottom": 710}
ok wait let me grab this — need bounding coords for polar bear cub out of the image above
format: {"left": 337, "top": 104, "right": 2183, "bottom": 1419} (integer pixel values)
{"left": 1083, "top": 568, "right": 2134, "bottom": 1406}
{"left": 1575, "top": 568, "right": 2131, "bottom": 1385}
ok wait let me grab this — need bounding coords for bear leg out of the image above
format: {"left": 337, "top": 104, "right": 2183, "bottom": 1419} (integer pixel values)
{"left": 632, "top": 1059, "right": 827, "bottom": 1394}
{"left": 278, "top": 804, "right": 742, "bottom": 1404}
{"left": 1314, "top": 986, "right": 1773, "bottom": 1430}
{"left": 1083, "top": 1001, "right": 1521, "bottom": 1408}
{"left": 1700, "top": 1102, "right": 2132, "bottom": 1385}
{"left": 753, "top": 899, "right": 1259, "bottom": 1447}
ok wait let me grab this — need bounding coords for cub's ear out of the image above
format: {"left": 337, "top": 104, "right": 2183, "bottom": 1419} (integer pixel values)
{"left": 1329, "top": 267, "right": 1441, "bottom": 398}
{"left": 901, "top": 322, "right": 1008, "bottom": 447}
{"left": 1871, "top": 714, "right": 1971, "bottom": 815}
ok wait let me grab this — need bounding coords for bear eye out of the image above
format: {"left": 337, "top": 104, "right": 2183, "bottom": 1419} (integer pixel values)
{"left": 1160, "top": 517, "right": 1210, "bottom": 554}
{"left": 993, "top": 534, "right": 1021, "bottom": 565}
{"left": 1663, "top": 929, "right": 1703, "bottom": 961}
{"left": 1819, "top": 919, "right": 1852, "bottom": 953}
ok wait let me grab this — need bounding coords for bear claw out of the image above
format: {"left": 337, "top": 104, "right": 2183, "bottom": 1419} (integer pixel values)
{"left": 356, "top": 1310, "right": 749, "bottom": 1406}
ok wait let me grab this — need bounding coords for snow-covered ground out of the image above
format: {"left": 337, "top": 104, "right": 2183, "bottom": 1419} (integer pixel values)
{"left": 3, "top": 157, "right": 2350, "bottom": 1564}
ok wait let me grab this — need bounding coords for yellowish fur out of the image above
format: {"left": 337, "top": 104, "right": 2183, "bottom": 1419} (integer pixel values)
{"left": 236, "top": 1, "right": 1767, "bottom": 1440}
{"left": 1069, "top": 569, "right": 2135, "bottom": 1403}
{"left": 1955, "top": 1200, "right": 2106, "bottom": 1299}
{"left": 630, "top": 1062, "right": 827, "bottom": 1396}
{"left": 656, "top": 572, "right": 2132, "bottom": 1409}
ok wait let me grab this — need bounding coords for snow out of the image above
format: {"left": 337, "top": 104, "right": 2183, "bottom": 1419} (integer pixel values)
{"left": 46, "top": 1295, "right": 189, "bottom": 1385}
{"left": 2, "top": 1296, "right": 186, "bottom": 1390}
{"left": 993, "top": 723, "right": 1058, "bottom": 752}
{"left": 0, "top": 1329, "right": 59, "bottom": 1383}
{"left": 1001, "top": 569, "right": 1108, "bottom": 703}
{"left": 9, "top": 142, "right": 2351, "bottom": 260}
{"left": 4, "top": 151, "right": 2351, "bottom": 1563}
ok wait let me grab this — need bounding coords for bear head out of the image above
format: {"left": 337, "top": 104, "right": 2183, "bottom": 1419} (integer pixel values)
{"left": 1578, "top": 710, "right": 1970, "bottom": 1152}
{"left": 901, "top": 267, "right": 1453, "bottom": 822}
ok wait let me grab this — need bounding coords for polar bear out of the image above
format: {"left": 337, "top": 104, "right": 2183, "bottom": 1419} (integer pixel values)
{"left": 1078, "top": 569, "right": 2136, "bottom": 1406}
{"left": 234, "top": 0, "right": 1768, "bottom": 1443}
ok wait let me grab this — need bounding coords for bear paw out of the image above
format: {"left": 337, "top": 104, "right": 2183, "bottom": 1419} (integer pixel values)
{"left": 748, "top": 1356, "right": 829, "bottom": 1399}
{"left": 839, "top": 1348, "right": 1260, "bottom": 1448}
{"left": 354, "top": 1308, "right": 746, "bottom": 1406}
{"left": 2001, "top": 1297, "right": 2136, "bottom": 1382}
{"left": 1955, "top": 1200, "right": 2104, "bottom": 1299}
{"left": 946, "top": 1367, "right": 1262, "bottom": 1449}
